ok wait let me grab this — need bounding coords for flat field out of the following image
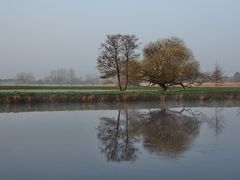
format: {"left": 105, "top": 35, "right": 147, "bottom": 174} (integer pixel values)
{"left": 0, "top": 85, "right": 240, "bottom": 95}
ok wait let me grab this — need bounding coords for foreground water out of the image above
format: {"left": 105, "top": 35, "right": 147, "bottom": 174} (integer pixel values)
{"left": 0, "top": 102, "right": 239, "bottom": 180}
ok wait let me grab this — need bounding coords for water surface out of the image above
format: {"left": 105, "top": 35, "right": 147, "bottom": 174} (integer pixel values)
{"left": 0, "top": 102, "right": 239, "bottom": 179}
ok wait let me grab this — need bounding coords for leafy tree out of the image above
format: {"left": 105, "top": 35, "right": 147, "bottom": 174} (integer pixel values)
{"left": 141, "top": 37, "right": 201, "bottom": 90}
{"left": 127, "top": 60, "right": 142, "bottom": 86}
{"left": 97, "top": 34, "right": 140, "bottom": 91}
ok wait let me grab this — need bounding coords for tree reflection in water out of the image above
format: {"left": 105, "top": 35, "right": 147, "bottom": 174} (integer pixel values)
{"left": 132, "top": 108, "right": 201, "bottom": 158}
{"left": 97, "top": 107, "right": 225, "bottom": 162}
{"left": 208, "top": 107, "right": 224, "bottom": 136}
{"left": 97, "top": 110, "right": 139, "bottom": 162}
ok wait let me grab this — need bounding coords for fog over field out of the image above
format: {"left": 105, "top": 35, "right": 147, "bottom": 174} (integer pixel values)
{"left": 0, "top": 0, "right": 240, "bottom": 79}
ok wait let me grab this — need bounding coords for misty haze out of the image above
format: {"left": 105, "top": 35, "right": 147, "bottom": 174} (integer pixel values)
{"left": 0, "top": 1, "right": 240, "bottom": 180}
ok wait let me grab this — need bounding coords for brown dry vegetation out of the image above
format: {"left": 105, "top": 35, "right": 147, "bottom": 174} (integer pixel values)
{"left": 199, "top": 82, "right": 240, "bottom": 87}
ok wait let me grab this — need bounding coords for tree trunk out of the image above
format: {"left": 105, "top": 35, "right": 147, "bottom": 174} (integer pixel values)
{"left": 123, "top": 58, "right": 129, "bottom": 91}
{"left": 125, "top": 109, "right": 129, "bottom": 148}
{"left": 116, "top": 63, "right": 123, "bottom": 91}
{"left": 111, "top": 110, "right": 121, "bottom": 159}
{"left": 159, "top": 84, "right": 168, "bottom": 91}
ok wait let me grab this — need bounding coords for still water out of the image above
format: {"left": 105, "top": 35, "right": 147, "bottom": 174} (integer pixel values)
{"left": 0, "top": 102, "right": 239, "bottom": 180}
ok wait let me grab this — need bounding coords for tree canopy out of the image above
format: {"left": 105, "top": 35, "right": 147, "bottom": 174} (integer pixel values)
{"left": 141, "top": 37, "right": 201, "bottom": 90}
{"left": 97, "top": 35, "right": 204, "bottom": 90}
{"left": 97, "top": 34, "right": 140, "bottom": 90}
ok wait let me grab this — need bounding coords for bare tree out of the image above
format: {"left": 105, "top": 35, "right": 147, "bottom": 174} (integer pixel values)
{"left": 97, "top": 34, "right": 140, "bottom": 91}
{"left": 45, "top": 68, "right": 78, "bottom": 85}
{"left": 121, "top": 35, "right": 140, "bottom": 90}
{"left": 15, "top": 72, "right": 35, "bottom": 84}
{"left": 68, "top": 69, "right": 76, "bottom": 85}
{"left": 211, "top": 63, "right": 223, "bottom": 85}
{"left": 97, "top": 34, "right": 123, "bottom": 90}
{"left": 141, "top": 37, "right": 202, "bottom": 90}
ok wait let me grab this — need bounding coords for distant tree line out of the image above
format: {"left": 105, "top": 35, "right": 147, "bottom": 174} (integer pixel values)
{"left": 6, "top": 69, "right": 237, "bottom": 86}
{"left": 44, "top": 68, "right": 78, "bottom": 85}
{"left": 9, "top": 69, "right": 100, "bottom": 85}
{"left": 0, "top": 34, "right": 239, "bottom": 87}
{"left": 200, "top": 64, "right": 240, "bottom": 83}
{"left": 15, "top": 72, "right": 35, "bottom": 84}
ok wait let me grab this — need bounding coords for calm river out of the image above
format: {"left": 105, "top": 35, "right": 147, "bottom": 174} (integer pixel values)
{"left": 0, "top": 102, "right": 239, "bottom": 180}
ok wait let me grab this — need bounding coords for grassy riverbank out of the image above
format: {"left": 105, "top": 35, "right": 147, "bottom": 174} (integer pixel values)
{"left": 0, "top": 85, "right": 240, "bottom": 104}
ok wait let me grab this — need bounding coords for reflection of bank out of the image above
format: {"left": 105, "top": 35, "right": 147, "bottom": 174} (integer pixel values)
{"left": 97, "top": 108, "right": 208, "bottom": 162}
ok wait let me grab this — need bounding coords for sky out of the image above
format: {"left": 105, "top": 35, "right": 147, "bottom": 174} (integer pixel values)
{"left": 0, "top": 0, "right": 239, "bottom": 79}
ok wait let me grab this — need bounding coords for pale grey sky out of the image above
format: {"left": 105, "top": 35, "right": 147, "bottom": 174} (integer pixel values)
{"left": 0, "top": 0, "right": 239, "bottom": 79}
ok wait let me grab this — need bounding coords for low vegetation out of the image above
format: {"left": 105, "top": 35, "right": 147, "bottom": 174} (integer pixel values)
{"left": 0, "top": 85, "right": 240, "bottom": 104}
